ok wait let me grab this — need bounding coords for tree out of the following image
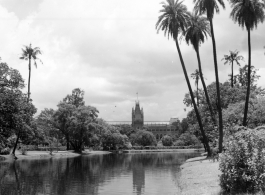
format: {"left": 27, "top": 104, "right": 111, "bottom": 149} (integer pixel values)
{"left": 36, "top": 108, "right": 62, "bottom": 147}
{"left": 194, "top": 0, "right": 225, "bottom": 153}
{"left": 133, "top": 130, "right": 157, "bottom": 146}
{"left": 185, "top": 13, "right": 216, "bottom": 124}
{"left": 63, "top": 88, "right": 85, "bottom": 107}
{"left": 67, "top": 105, "right": 98, "bottom": 152}
{"left": 191, "top": 69, "right": 200, "bottom": 107}
{"left": 234, "top": 65, "right": 260, "bottom": 87}
{"left": 162, "top": 135, "right": 173, "bottom": 146}
{"left": 156, "top": 0, "right": 211, "bottom": 156}
{"left": 19, "top": 44, "right": 42, "bottom": 102}
{"left": 0, "top": 62, "right": 37, "bottom": 156}
{"left": 222, "top": 50, "right": 244, "bottom": 87}
{"left": 229, "top": 0, "right": 265, "bottom": 126}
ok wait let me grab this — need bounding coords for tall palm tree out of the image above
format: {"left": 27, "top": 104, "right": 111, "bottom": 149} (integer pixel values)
{"left": 185, "top": 13, "right": 216, "bottom": 124}
{"left": 194, "top": 0, "right": 225, "bottom": 153}
{"left": 191, "top": 69, "right": 200, "bottom": 107}
{"left": 229, "top": 0, "right": 265, "bottom": 126}
{"left": 222, "top": 50, "right": 244, "bottom": 87}
{"left": 20, "top": 44, "right": 42, "bottom": 102}
{"left": 156, "top": 0, "right": 211, "bottom": 156}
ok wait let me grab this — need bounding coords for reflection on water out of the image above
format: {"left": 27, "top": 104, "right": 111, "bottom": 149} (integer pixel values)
{"left": 0, "top": 152, "right": 200, "bottom": 195}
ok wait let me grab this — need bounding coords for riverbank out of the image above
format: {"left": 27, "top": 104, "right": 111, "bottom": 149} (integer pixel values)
{"left": 124, "top": 148, "right": 202, "bottom": 153}
{"left": 178, "top": 156, "right": 222, "bottom": 195}
{"left": 0, "top": 150, "right": 111, "bottom": 162}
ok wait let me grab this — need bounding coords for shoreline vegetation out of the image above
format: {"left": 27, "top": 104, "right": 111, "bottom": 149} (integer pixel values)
{"left": 0, "top": 148, "right": 202, "bottom": 162}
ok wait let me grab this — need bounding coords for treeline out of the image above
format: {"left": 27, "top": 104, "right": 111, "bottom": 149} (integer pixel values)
{"left": 0, "top": 61, "right": 199, "bottom": 155}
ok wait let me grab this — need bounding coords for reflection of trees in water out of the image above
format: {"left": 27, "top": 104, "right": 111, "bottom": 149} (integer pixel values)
{"left": 0, "top": 152, "right": 200, "bottom": 195}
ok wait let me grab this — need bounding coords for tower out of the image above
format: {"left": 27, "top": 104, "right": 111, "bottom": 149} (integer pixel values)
{"left": 132, "top": 101, "right": 144, "bottom": 129}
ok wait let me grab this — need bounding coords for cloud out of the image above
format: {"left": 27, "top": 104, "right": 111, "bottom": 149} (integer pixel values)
{"left": 0, "top": 0, "right": 264, "bottom": 122}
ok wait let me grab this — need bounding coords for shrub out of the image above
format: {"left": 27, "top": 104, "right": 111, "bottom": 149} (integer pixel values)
{"left": 176, "top": 133, "right": 200, "bottom": 146}
{"left": 219, "top": 128, "right": 265, "bottom": 193}
{"left": 0, "top": 148, "right": 10, "bottom": 155}
{"left": 21, "top": 146, "right": 27, "bottom": 155}
{"left": 173, "top": 140, "right": 185, "bottom": 146}
{"left": 161, "top": 135, "right": 173, "bottom": 146}
{"left": 134, "top": 130, "right": 157, "bottom": 146}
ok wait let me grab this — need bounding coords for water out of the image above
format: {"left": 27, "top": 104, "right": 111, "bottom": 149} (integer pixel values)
{"left": 0, "top": 152, "right": 201, "bottom": 195}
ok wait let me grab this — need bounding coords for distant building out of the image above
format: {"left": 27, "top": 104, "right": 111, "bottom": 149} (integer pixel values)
{"left": 131, "top": 101, "right": 178, "bottom": 139}
{"left": 132, "top": 101, "right": 144, "bottom": 129}
{"left": 169, "top": 117, "right": 179, "bottom": 124}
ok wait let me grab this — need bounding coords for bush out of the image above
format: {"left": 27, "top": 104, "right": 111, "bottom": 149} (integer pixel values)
{"left": 134, "top": 130, "right": 157, "bottom": 146}
{"left": 0, "top": 148, "right": 10, "bottom": 155}
{"left": 219, "top": 128, "right": 265, "bottom": 193}
{"left": 161, "top": 135, "right": 173, "bottom": 146}
{"left": 21, "top": 146, "right": 27, "bottom": 155}
{"left": 176, "top": 133, "right": 200, "bottom": 146}
{"left": 173, "top": 140, "right": 185, "bottom": 146}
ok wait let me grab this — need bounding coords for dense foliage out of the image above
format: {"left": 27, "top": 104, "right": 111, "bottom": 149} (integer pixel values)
{"left": 161, "top": 135, "right": 173, "bottom": 146}
{"left": 130, "top": 130, "right": 157, "bottom": 147}
{"left": 220, "top": 126, "right": 265, "bottom": 193}
{"left": 0, "top": 62, "right": 37, "bottom": 154}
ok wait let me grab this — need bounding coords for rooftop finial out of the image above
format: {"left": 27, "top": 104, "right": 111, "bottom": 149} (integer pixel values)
{"left": 136, "top": 92, "right": 138, "bottom": 102}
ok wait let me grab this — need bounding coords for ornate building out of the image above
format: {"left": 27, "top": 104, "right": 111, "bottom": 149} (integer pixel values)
{"left": 131, "top": 101, "right": 178, "bottom": 139}
{"left": 132, "top": 101, "right": 144, "bottom": 129}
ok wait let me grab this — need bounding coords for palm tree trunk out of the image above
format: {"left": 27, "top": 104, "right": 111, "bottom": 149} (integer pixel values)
{"left": 175, "top": 40, "right": 211, "bottom": 156}
{"left": 209, "top": 19, "right": 223, "bottom": 153}
{"left": 243, "top": 29, "right": 251, "bottom": 126}
{"left": 231, "top": 61, "right": 234, "bottom": 88}
{"left": 196, "top": 82, "right": 199, "bottom": 107}
{"left": 27, "top": 57, "right": 31, "bottom": 103}
{"left": 196, "top": 48, "right": 216, "bottom": 124}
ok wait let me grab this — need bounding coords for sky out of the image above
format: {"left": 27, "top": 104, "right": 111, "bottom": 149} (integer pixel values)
{"left": 0, "top": 0, "right": 264, "bottom": 122}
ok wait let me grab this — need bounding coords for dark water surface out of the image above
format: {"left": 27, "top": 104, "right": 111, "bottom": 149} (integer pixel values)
{"left": 0, "top": 151, "right": 201, "bottom": 195}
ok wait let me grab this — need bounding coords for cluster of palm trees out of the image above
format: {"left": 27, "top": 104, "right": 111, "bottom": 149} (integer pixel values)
{"left": 156, "top": 0, "right": 265, "bottom": 155}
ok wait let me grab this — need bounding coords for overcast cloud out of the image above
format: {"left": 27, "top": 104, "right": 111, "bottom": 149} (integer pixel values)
{"left": 0, "top": 0, "right": 264, "bottom": 121}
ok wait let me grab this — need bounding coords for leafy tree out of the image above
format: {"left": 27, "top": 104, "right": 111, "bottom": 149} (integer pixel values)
{"left": 133, "top": 130, "right": 157, "bottom": 146}
{"left": 223, "top": 98, "right": 265, "bottom": 128}
{"left": 185, "top": 13, "right": 215, "bottom": 124}
{"left": 53, "top": 88, "right": 99, "bottom": 152}
{"left": 229, "top": 0, "right": 265, "bottom": 126}
{"left": 53, "top": 102, "right": 75, "bottom": 150}
{"left": 19, "top": 44, "right": 42, "bottom": 102}
{"left": 101, "top": 131, "right": 129, "bottom": 150}
{"left": 156, "top": 0, "right": 211, "bottom": 156}
{"left": 178, "top": 132, "right": 201, "bottom": 146}
{"left": 234, "top": 65, "right": 260, "bottom": 87}
{"left": 63, "top": 88, "right": 85, "bottom": 107}
{"left": 36, "top": 108, "right": 62, "bottom": 146}
{"left": 68, "top": 105, "right": 98, "bottom": 152}
{"left": 222, "top": 50, "right": 244, "bottom": 87}
{"left": 194, "top": 0, "right": 225, "bottom": 153}
{"left": 162, "top": 135, "right": 173, "bottom": 146}
{"left": 0, "top": 62, "right": 36, "bottom": 155}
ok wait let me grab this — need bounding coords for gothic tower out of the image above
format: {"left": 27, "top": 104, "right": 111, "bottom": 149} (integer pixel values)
{"left": 132, "top": 101, "right": 144, "bottom": 129}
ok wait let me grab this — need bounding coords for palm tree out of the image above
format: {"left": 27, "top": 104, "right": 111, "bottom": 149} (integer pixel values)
{"left": 156, "top": 0, "right": 211, "bottom": 156}
{"left": 229, "top": 0, "right": 265, "bottom": 126}
{"left": 222, "top": 50, "right": 244, "bottom": 87}
{"left": 194, "top": 0, "right": 225, "bottom": 153}
{"left": 191, "top": 69, "right": 200, "bottom": 107}
{"left": 185, "top": 13, "right": 216, "bottom": 124}
{"left": 20, "top": 44, "right": 42, "bottom": 102}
